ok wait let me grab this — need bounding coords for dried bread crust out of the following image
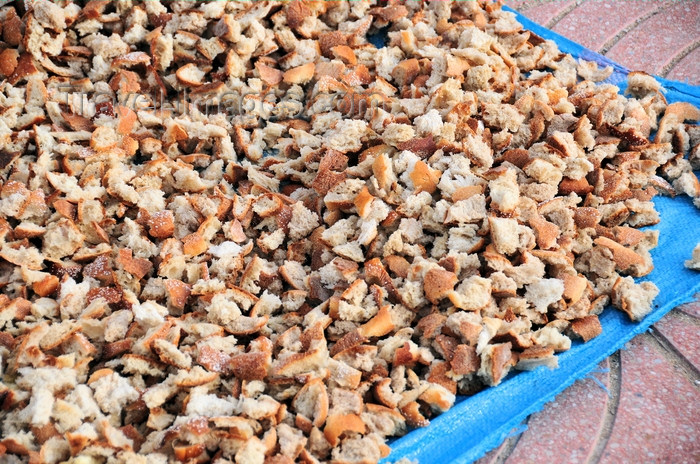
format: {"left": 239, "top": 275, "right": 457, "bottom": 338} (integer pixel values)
{"left": 0, "top": 1, "right": 694, "bottom": 463}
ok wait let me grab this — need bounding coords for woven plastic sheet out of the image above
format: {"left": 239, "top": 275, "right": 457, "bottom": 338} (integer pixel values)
{"left": 382, "top": 7, "right": 700, "bottom": 464}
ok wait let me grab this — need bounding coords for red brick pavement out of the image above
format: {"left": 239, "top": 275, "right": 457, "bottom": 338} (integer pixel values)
{"left": 598, "top": 335, "right": 699, "bottom": 464}
{"left": 551, "top": 0, "right": 663, "bottom": 53}
{"left": 667, "top": 46, "right": 700, "bottom": 85}
{"left": 510, "top": 0, "right": 578, "bottom": 27}
{"left": 504, "top": 0, "right": 700, "bottom": 83}
{"left": 605, "top": 1, "right": 700, "bottom": 77}
{"left": 505, "top": 359, "right": 612, "bottom": 464}
{"left": 653, "top": 309, "right": 700, "bottom": 373}
{"left": 474, "top": 2, "right": 700, "bottom": 463}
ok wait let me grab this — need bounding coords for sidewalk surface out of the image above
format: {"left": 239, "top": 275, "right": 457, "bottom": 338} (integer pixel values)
{"left": 476, "top": 2, "right": 700, "bottom": 463}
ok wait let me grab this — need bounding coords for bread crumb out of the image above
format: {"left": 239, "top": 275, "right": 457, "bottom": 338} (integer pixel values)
{"left": 0, "top": 2, "right": 687, "bottom": 461}
{"left": 685, "top": 244, "right": 700, "bottom": 270}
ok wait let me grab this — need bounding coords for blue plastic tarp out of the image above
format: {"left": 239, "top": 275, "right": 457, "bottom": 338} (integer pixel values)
{"left": 383, "top": 7, "right": 700, "bottom": 464}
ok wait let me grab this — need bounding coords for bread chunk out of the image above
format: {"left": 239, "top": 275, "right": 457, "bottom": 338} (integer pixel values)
{"left": 686, "top": 244, "right": 700, "bottom": 270}
{"left": 0, "top": 1, "right": 691, "bottom": 461}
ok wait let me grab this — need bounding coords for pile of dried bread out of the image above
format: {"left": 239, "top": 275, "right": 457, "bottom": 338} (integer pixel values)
{"left": 1, "top": 0, "right": 699, "bottom": 463}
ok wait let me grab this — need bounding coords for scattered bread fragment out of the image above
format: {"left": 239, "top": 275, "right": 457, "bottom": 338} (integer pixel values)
{"left": 685, "top": 244, "right": 700, "bottom": 270}
{"left": 0, "top": 1, "right": 696, "bottom": 463}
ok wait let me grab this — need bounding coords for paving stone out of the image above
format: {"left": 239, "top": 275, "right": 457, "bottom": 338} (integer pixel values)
{"left": 515, "top": 0, "right": 577, "bottom": 28}
{"left": 665, "top": 46, "right": 700, "bottom": 85}
{"left": 653, "top": 310, "right": 700, "bottom": 373}
{"left": 599, "top": 334, "right": 700, "bottom": 464}
{"left": 551, "top": 0, "right": 662, "bottom": 53}
{"left": 606, "top": 1, "right": 700, "bottom": 75}
{"left": 474, "top": 439, "right": 509, "bottom": 464}
{"left": 504, "top": 359, "right": 611, "bottom": 464}
{"left": 503, "top": 0, "right": 533, "bottom": 11}
{"left": 678, "top": 297, "right": 700, "bottom": 319}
